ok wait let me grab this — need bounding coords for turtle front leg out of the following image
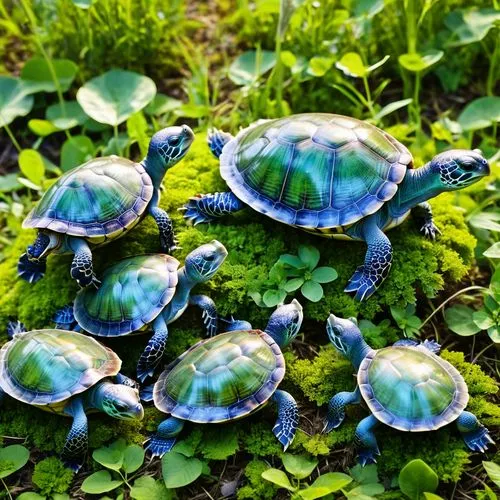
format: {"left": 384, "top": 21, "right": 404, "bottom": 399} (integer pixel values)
{"left": 62, "top": 397, "right": 88, "bottom": 472}
{"left": 354, "top": 415, "right": 380, "bottom": 466}
{"left": 207, "top": 129, "right": 233, "bottom": 159}
{"left": 53, "top": 304, "right": 82, "bottom": 331}
{"left": 189, "top": 294, "right": 218, "bottom": 337}
{"left": 457, "top": 411, "right": 494, "bottom": 452}
{"left": 413, "top": 201, "right": 441, "bottom": 240}
{"left": 137, "top": 315, "right": 169, "bottom": 383}
{"left": 68, "top": 237, "right": 100, "bottom": 288}
{"left": 272, "top": 389, "right": 299, "bottom": 451}
{"left": 345, "top": 217, "right": 393, "bottom": 302}
{"left": 149, "top": 192, "right": 178, "bottom": 253}
{"left": 181, "top": 191, "right": 245, "bottom": 226}
{"left": 18, "top": 232, "right": 51, "bottom": 283}
{"left": 323, "top": 388, "right": 361, "bottom": 432}
{"left": 145, "top": 417, "right": 185, "bottom": 458}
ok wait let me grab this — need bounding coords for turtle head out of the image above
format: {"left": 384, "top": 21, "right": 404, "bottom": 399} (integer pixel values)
{"left": 429, "top": 149, "right": 489, "bottom": 190}
{"left": 184, "top": 240, "right": 228, "bottom": 284}
{"left": 265, "top": 299, "right": 303, "bottom": 348}
{"left": 99, "top": 382, "right": 144, "bottom": 421}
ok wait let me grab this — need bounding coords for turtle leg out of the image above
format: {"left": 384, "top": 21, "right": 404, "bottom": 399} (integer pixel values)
{"left": 149, "top": 190, "right": 177, "bottom": 254}
{"left": 323, "top": 387, "right": 361, "bottom": 432}
{"left": 136, "top": 315, "right": 169, "bottom": 383}
{"left": 146, "top": 417, "right": 185, "bottom": 458}
{"left": 67, "top": 237, "right": 100, "bottom": 288}
{"left": 457, "top": 411, "right": 494, "bottom": 452}
{"left": 413, "top": 202, "right": 441, "bottom": 240}
{"left": 392, "top": 338, "right": 441, "bottom": 354}
{"left": 354, "top": 415, "right": 380, "bottom": 466}
{"left": 7, "top": 320, "right": 26, "bottom": 339}
{"left": 272, "top": 390, "right": 299, "bottom": 451}
{"left": 61, "top": 397, "right": 88, "bottom": 472}
{"left": 18, "top": 232, "right": 51, "bottom": 283}
{"left": 189, "top": 295, "right": 218, "bottom": 337}
{"left": 207, "top": 129, "right": 234, "bottom": 159}
{"left": 140, "top": 384, "right": 154, "bottom": 402}
{"left": 53, "top": 304, "right": 81, "bottom": 331}
{"left": 219, "top": 316, "right": 253, "bottom": 333}
{"left": 181, "top": 191, "right": 245, "bottom": 226}
{"left": 115, "top": 373, "right": 138, "bottom": 389}
{"left": 345, "top": 217, "right": 393, "bottom": 301}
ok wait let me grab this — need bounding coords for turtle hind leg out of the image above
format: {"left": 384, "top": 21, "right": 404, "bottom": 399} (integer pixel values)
{"left": 345, "top": 217, "right": 392, "bottom": 302}
{"left": 68, "top": 237, "right": 100, "bottom": 288}
{"left": 61, "top": 397, "right": 88, "bottom": 472}
{"left": 457, "top": 411, "right": 494, "bottom": 452}
{"left": 354, "top": 415, "right": 380, "bottom": 466}
{"left": 180, "top": 191, "right": 245, "bottom": 226}
{"left": 53, "top": 304, "right": 81, "bottom": 331}
{"left": 136, "top": 316, "right": 169, "bottom": 383}
{"left": 323, "top": 388, "right": 361, "bottom": 433}
{"left": 272, "top": 390, "right": 299, "bottom": 451}
{"left": 207, "top": 129, "right": 233, "bottom": 159}
{"left": 145, "top": 417, "right": 184, "bottom": 458}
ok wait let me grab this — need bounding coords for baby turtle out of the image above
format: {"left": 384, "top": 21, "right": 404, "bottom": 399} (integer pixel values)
{"left": 182, "top": 114, "right": 489, "bottom": 301}
{"left": 324, "top": 314, "right": 494, "bottom": 465}
{"left": 0, "top": 323, "right": 143, "bottom": 471}
{"left": 57, "top": 241, "right": 228, "bottom": 382}
{"left": 143, "top": 300, "right": 304, "bottom": 457}
{"left": 19, "top": 125, "right": 194, "bottom": 287}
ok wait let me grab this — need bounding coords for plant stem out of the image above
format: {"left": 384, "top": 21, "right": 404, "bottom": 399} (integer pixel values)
{"left": 362, "top": 75, "right": 375, "bottom": 119}
{"left": 406, "top": 0, "right": 417, "bottom": 54}
{"left": 1, "top": 478, "right": 12, "bottom": 500}
{"left": 113, "top": 124, "right": 121, "bottom": 155}
{"left": 3, "top": 124, "right": 22, "bottom": 152}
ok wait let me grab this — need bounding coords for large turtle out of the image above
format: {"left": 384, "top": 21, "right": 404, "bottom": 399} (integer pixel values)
{"left": 323, "top": 314, "right": 494, "bottom": 465}
{"left": 18, "top": 125, "right": 194, "bottom": 287}
{"left": 143, "top": 300, "right": 303, "bottom": 457}
{"left": 0, "top": 323, "right": 143, "bottom": 471}
{"left": 182, "top": 114, "right": 489, "bottom": 301}
{"left": 56, "top": 241, "right": 228, "bottom": 382}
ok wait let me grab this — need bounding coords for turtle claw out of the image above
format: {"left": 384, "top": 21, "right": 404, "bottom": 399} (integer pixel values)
{"left": 420, "top": 221, "right": 441, "bottom": 240}
{"left": 357, "top": 447, "right": 380, "bottom": 466}
{"left": 344, "top": 266, "right": 377, "bottom": 302}
{"left": 63, "top": 459, "right": 82, "bottom": 473}
{"left": 144, "top": 436, "right": 176, "bottom": 458}
{"left": 182, "top": 196, "right": 216, "bottom": 226}
{"left": 322, "top": 415, "right": 344, "bottom": 433}
{"left": 18, "top": 253, "right": 46, "bottom": 283}
{"left": 463, "top": 426, "right": 494, "bottom": 452}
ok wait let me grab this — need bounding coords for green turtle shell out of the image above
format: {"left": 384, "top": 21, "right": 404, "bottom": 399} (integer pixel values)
{"left": 358, "top": 346, "right": 468, "bottom": 432}
{"left": 220, "top": 113, "right": 413, "bottom": 229}
{"left": 0, "top": 329, "right": 120, "bottom": 406}
{"left": 74, "top": 254, "right": 179, "bottom": 336}
{"left": 153, "top": 330, "right": 285, "bottom": 423}
{"left": 23, "top": 156, "right": 154, "bottom": 242}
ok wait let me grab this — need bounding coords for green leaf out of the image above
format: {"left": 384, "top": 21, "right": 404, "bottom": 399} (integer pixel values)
{"left": 483, "top": 242, "right": 500, "bottom": 258}
{"left": 278, "top": 0, "right": 305, "bottom": 38}
{"left": 473, "top": 310, "right": 495, "bottom": 330}
{"left": 349, "top": 463, "right": 379, "bottom": 485}
{"left": 28, "top": 119, "right": 60, "bottom": 137}
{"left": 307, "top": 56, "right": 335, "bottom": 77}
{"left": 353, "top": 0, "right": 385, "bottom": 18}
{"left": 445, "top": 8, "right": 500, "bottom": 47}
{"left": 77, "top": 69, "right": 157, "bottom": 126}
{"left": 398, "top": 50, "right": 443, "bottom": 72}
{"left": 490, "top": 267, "right": 500, "bottom": 300}
{"left": 300, "top": 472, "right": 353, "bottom": 498}
{"left": 18, "top": 149, "right": 45, "bottom": 185}
{"left": 298, "top": 245, "right": 320, "bottom": 269}
{"left": 488, "top": 325, "right": 500, "bottom": 343}
{"left": 458, "top": 97, "right": 500, "bottom": 132}
{"left": 367, "top": 55, "right": 390, "bottom": 73}
{"left": 284, "top": 278, "right": 305, "bottom": 292}
{"left": 162, "top": 451, "right": 203, "bottom": 489}
{"left": 399, "top": 459, "right": 439, "bottom": 500}
{"left": 345, "top": 483, "right": 385, "bottom": 499}
{"left": 336, "top": 52, "right": 367, "bottom": 78}
{"left": 0, "top": 445, "right": 30, "bottom": 479}
{"left": 282, "top": 453, "right": 318, "bottom": 479}
{"left": 444, "top": 305, "right": 482, "bottom": 336}
{"left": 0, "top": 173, "right": 22, "bottom": 193}
{"left": 311, "top": 267, "right": 338, "bottom": 283}
{"left": 17, "top": 494, "right": 45, "bottom": 500}
{"left": 263, "top": 289, "right": 287, "bottom": 307}
{"left": 281, "top": 50, "right": 297, "bottom": 68}
{"left": 46, "top": 101, "right": 88, "bottom": 130}
{"left": 374, "top": 99, "right": 413, "bottom": 121}
{"left": 81, "top": 470, "right": 123, "bottom": 494}
{"left": 0, "top": 76, "right": 34, "bottom": 127}
{"left": 123, "top": 444, "right": 145, "bottom": 474}
{"left": 20, "top": 57, "right": 78, "bottom": 93}
{"left": 172, "top": 440, "right": 196, "bottom": 458}
{"left": 228, "top": 50, "right": 277, "bottom": 86}
{"left": 261, "top": 468, "right": 296, "bottom": 491}
{"left": 131, "top": 476, "right": 172, "bottom": 500}
{"left": 127, "top": 111, "right": 150, "bottom": 157}
{"left": 61, "top": 136, "right": 95, "bottom": 172}
{"left": 144, "top": 94, "right": 182, "bottom": 116}
{"left": 422, "top": 494, "right": 445, "bottom": 500}
{"left": 92, "top": 439, "right": 126, "bottom": 471}
{"left": 280, "top": 254, "right": 305, "bottom": 268}
{"left": 201, "top": 427, "right": 239, "bottom": 460}
{"left": 301, "top": 280, "right": 324, "bottom": 302}
{"left": 469, "top": 211, "right": 500, "bottom": 231}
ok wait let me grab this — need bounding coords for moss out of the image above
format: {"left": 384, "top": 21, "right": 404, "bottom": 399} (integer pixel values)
{"left": 32, "top": 457, "right": 73, "bottom": 496}
{"left": 237, "top": 460, "right": 279, "bottom": 500}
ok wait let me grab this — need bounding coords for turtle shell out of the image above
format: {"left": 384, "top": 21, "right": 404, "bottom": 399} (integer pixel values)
{"left": 23, "top": 156, "right": 154, "bottom": 240}
{"left": 0, "top": 329, "right": 120, "bottom": 405}
{"left": 74, "top": 254, "right": 179, "bottom": 336}
{"left": 220, "top": 113, "right": 413, "bottom": 228}
{"left": 153, "top": 329, "right": 285, "bottom": 423}
{"left": 358, "top": 346, "right": 469, "bottom": 432}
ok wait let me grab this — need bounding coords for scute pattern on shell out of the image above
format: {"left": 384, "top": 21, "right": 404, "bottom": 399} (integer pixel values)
{"left": 74, "top": 254, "right": 179, "bottom": 336}
{"left": 220, "top": 113, "right": 412, "bottom": 228}
{"left": 153, "top": 330, "right": 285, "bottom": 423}
{"left": 0, "top": 329, "right": 120, "bottom": 405}
{"left": 358, "top": 346, "right": 469, "bottom": 432}
{"left": 23, "top": 157, "right": 154, "bottom": 238}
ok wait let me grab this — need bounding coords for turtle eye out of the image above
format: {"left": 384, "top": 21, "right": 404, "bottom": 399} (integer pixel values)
{"left": 169, "top": 136, "right": 181, "bottom": 147}
{"left": 115, "top": 403, "right": 128, "bottom": 413}
{"left": 461, "top": 161, "right": 476, "bottom": 172}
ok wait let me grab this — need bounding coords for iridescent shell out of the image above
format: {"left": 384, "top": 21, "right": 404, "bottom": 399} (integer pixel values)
{"left": 74, "top": 254, "right": 179, "bottom": 336}
{"left": 153, "top": 330, "right": 285, "bottom": 423}
{"left": 0, "top": 329, "right": 120, "bottom": 406}
{"left": 23, "top": 156, "right": 154, "bottom": 241}
{"left": 220, "top": 113, "right": 412, "bottom": 228}
{"left": 358, "top": 346, "right": 469, "bottom": 431}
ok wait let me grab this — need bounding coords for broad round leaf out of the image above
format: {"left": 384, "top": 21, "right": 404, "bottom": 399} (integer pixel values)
{"left": 145, "top": 94, "right": 182, "bottom": 116}
{"left": 263, "top": 289, "right": 287, "bottom": 307}
{"left": 398, "top": 50, "right": 443, "bottom": 72}
{"left": 77, "top": 70, "right": 157, "bottom": 126}
{"left": 469, "top": 211, "right": 500, "bottom": 231}
{"left": 21, "top": 58, "right": 78, "bottom": 93}
{"left": 18, "top": 149, "right": 45, "bottom": 185}
{"left": 282, "top": 453, "right": 318, "bottom": 480}
{"left": 445, "top": 9, "right": 500, "bottom": 47}
{"left": 0, "top": 76, "right": 34, "bottom": 127}
{"left": 472, "top": 310, "right": 495, "bottom": 330}
{"left": 29, "top": 119, "right": 60, "bottom": 137}
{"left": 284, "top": 278, "right": 305, "bottom": 292}
{"left": 336, "top": 52, "right": 367, "bottom": 78}
{"left": 399, "top": 459, "right": 438, "bottom": 500}
{"left": 483, "top": 242, "right": 500, "bottom": 258}
{"left": 458, "top": 97, "right": 500, "bottom": 131}
{"left": 122, "top": 444, "right": 145, "bottom": 474}
{"left": 81, "top": 470, "right": 123, "bottom": 494}
{"left": 17, "top": 494, "right": 45, "bottom": 500}
{"left": 298, "top": 245, "right": 320, "bottom": 269}
{"left": 131, "top": 476, "right": 171, "bottom": 500}
{"left": 261, "top": 468, "right": 296, "bottom": 491}
{"left": 92, "top": 439, "right": 126, "bottom": 471}
{"left": 311, "top": 267, "right": 338, "bottom": 283}
{"left": 61, "top": 136, "right": 95, "bottom": 172}
{"left": 279, "top": 254, "right": 305, "bottom": 268}
{"left": 161, "top": 451, "right": 203, "bottom": 489}
{"left": 300, "top": 472, "right": 353, "bottom": 498}
{"left": 488, "top": 325, "right": 500, "bottom": 343}
{"left": 444, "top": 305, "right": 481, "bottom": 336}
{"left": 46, "top": 101, "right": 88, "bottom": 130}
{"left": 228, "top": 50, "right": 277, "bottom": 86}
{"left": 0, "top": 445, "right": 30, "bottom": 479}
{"left": 307, "top": 56, "right": 334, "bottom": 77}
{"left": 301, "top": 280, "right": 324, "bottom": 302}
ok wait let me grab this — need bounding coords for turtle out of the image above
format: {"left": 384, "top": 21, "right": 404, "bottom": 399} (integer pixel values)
{"left": 18, "top": 125, "right": 195, "bottom": 287}
{"left": 0, "top": 323, "right": 143, "bottom": 471}
{"left": 181, "top": 114, "right": 489, "bottom": 301}
{"left": 142, "top": 299, "right": 304, "bottom": 458}
{"left": 323, "top": 314, "right": 494, "bottom": 465}
{"left": 56, "top": 240, "right": 228, "bottom": 383}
